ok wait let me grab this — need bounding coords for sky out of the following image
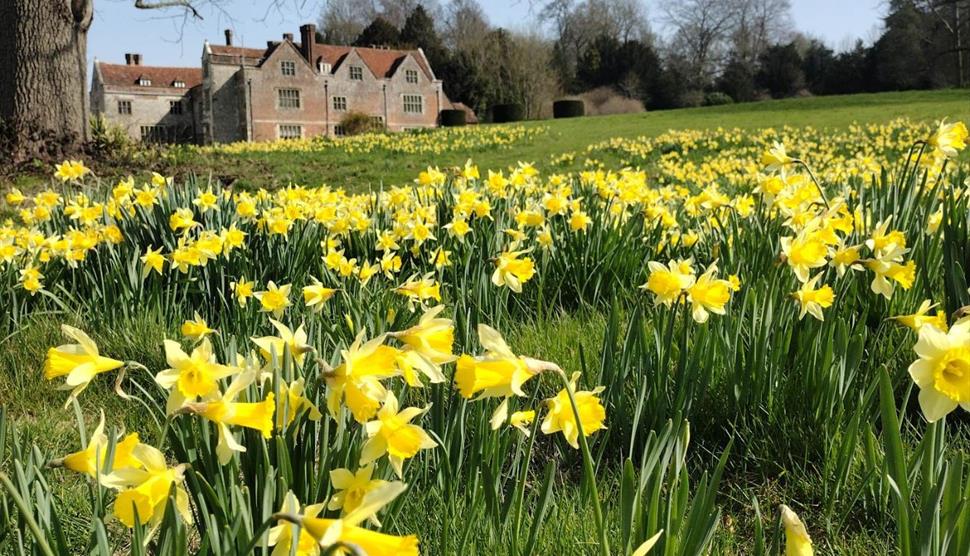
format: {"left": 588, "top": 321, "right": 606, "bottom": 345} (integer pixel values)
{"left": 88, "top": 0, "right": 886, "bottom": 69}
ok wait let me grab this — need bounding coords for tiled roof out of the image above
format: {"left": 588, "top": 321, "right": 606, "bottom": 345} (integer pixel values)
{"left": 98, "top": 62, "right": 201, "bottom": 92}
{"left": 209, "top": 41, "right": 433, "bottom": 79}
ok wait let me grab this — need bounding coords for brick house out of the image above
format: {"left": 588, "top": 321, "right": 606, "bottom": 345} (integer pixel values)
{"left": 91, "top": 23, "right": 455, "bottom": 144}
{"left": 90, "top": 54, "right": 202, "bottom": 143}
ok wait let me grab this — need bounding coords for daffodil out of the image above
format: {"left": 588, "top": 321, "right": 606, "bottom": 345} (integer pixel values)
{"left": 792, "top": 274, "right": 834, "bottom": 321}
{"left": 541, "top": 372, "right": 606, "bottom": 449}
{"left": 255, "top": 281, "right": 292, "bottom": 318}
{"left": 492, "top": 249, "right": 535, "bottom": 293}
{"left": 360, "top": 391, "right": 437, "bottom": 478}
{"left": 893, "top": 300, "right": 948, "bottom": 332}
{"left": 394, "top": 273, "right": 441, "bottom": 310}
{"left": 276, "top": 378, "right": 322, "bottom": 429}
{"left": 509, "top": 409, "right": 536, "bottom": 436}
{"left": 44, "top": 325, "right": 125, "bottom": 408}
{"left": 781, "top": 231, "right": 828, "bottom": 283}
{"left": 328, "top": 465, "right": 397, "bottom": 523}
{"left": 455, "top": 324, "right": 557, "bottom": 429}
{"left": 928, "top": 119, "right": 968, "bottom": 158}
{"left": 181, "top": 369, "right": 276, "bottom": 464}
{"left": 54, "top": 410, "right": 142, "bottom": 478}
{"left": 686, "top": 263, "right": 732, "bottom": 323}
{"left": 231, "top": 277, "right": 255, "bottom": 307}
{"left": 155, "top": 338, "right": 238, "bottom": 414}
{"left": 779, "top": 505, "right": 813, "bottom": 556}
{"left": 100, "top": 443, "right": 191, "bottom": 529}
{"left": 641, "top": 259, "right": 695, "bottom": 305}
{"left": 180, "top": 312, "right": 215, "bottom": 341}
{"left": 252, "top": 319, "right": 313, "bottom": 367}
{"left": 390, "top": 304, "right": 454, "bottom": 386}
{"left": 325, "top": 331, "right": 402, "bottom": 423}
{"left": 140, "top": 246, "right": 165, "bottom": 278}
{"left": 303, "top": 277, "right": 337, "bottom": 311}
{"left": 907, "top": 317, "right": 970, "bottom": 422}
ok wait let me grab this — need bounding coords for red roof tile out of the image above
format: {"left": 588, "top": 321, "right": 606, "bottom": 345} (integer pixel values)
{"left": 209, "top": 44, "right": 269, "bottom": 60}
{"left": 98, "top": 62, "right": 201, "bottom": 92}
{"left": 208, "top": 41, "right": 433, "bottom": 79}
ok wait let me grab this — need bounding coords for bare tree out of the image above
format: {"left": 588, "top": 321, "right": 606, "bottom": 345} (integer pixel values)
{"left": 319, "top": 0, "right": 380, "bottom": 44}
{"left": 442, "top": 0, "right": 490, "bottom": 51}
{"left": 729, "top": 0, "right": 793, "bottom": 65}
{"left": 660, "top": 0, "right": 739, "bottom": 88}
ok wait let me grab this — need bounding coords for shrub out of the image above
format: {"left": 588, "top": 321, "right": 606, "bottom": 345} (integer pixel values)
{"left": 491, "top": 103, "right": 525, "bottom": 123}
{"left": 679, "top": 90, "right": 706, "bottom": 108}
{"left": 703, "top": 92, "right": 735, "bottom": 106}
{"left": 439, "top": 109, "right": 467, "bottom": 127}
{"left": 578, "top": 87, "right": 644, "bottom": 116}
{"left": 552, "top": 99, "right": 585, "bottom": 118}
{"left": 339, "top": 111, "right": 384, "bottom": 136}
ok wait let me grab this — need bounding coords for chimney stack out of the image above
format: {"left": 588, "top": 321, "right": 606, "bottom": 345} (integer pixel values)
{"left": 133, "top": 54, "right": 142, "bottom": 65}
{"left": 224, "top": 29, "right": 233, "bottom": 46}
{"left": 125, "top": 53, "right": 133, "bottom": 65}
{"left": 300, "top": 23, "right": 316, "bottom": 66}
{"left": 283, "top": 33, "right": 293, "bottom": 42}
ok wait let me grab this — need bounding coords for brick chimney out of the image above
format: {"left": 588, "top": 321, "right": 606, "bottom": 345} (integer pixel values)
{"left": 224, "top": 29, "right": 233, "bottom": 46}
{"left": 282, "top": 33, "right": 293, "bottom": 42}
{"left": 133, "top": 54, "right": 142, "bottom": 65}
{"left": 125, "top": 53, "right": 133, "bottom": 65}
{"left": 300, "top": 23, "right": 316, "bottom": 65}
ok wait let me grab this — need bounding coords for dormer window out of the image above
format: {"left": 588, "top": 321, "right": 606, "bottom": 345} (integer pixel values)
{"left": 405, "top": 69, "right": 418, "bottom": 84}
{"left": 349, "top": 66, "right": 363, "bottom": 80}
{"left": 173, "top": 80, "right": 186, "bottom": 88}
{"left": 318, "top": 61, "right": 332, "bottom": 73}
{"left": 138, "top": 77, "right": 151, "bottom": 86}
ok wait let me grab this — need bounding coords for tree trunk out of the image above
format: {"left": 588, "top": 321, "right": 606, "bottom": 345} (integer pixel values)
{"left": 0, "top": 0, "right": 93, "bottom": 162}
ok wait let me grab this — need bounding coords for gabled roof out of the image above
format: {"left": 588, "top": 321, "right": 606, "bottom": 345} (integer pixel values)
{"left": 97, "top": 62, "right": 201, "bottom": 92}
{"left": 208, "top": 40, "right": 434, "bottom": 80}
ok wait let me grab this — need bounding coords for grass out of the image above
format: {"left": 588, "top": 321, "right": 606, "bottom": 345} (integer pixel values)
{"left": 170, "top": 89, "right": 970, "bottom": 190}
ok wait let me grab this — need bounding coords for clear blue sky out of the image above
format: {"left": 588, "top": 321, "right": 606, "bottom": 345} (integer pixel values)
{"left": 89, "top": 0, "right": 885, "bottom": 69}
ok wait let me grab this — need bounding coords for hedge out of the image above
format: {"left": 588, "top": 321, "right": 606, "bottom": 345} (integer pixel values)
{"left": 552, "top": 99, "right": 585, "bottom": 118}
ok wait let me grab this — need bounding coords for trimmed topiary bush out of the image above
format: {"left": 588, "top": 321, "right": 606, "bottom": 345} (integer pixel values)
{"left": 491, "top": 103, "right": 524, "bottom": 123}
{"left": 439, "top": 109, "right": 467, "bottom": 127}
{"left": 552, "top": 99, "right": 585, "bottom": 118}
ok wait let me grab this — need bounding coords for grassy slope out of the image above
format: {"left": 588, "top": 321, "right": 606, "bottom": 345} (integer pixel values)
{"left": 177, "top": 89, "right": 970, "bottom": 190}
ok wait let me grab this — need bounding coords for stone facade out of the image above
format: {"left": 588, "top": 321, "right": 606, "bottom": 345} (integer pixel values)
{"left": 91, "top": 24, "right": 454, "bottom": 144}
{"left": 90, "top": 54, "right": 202, "bottom": 143}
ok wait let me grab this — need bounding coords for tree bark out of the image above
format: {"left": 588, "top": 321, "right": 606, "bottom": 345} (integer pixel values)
{"left": 0, "top": 0, "right": 93, "bottom": 161}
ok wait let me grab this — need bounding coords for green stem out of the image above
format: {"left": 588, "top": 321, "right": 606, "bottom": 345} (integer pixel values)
{"left": 0, "top": 472, "right": 57, "bottom": 556}
{"left": 557, "top": 371, "right": 610, "bottom": 556}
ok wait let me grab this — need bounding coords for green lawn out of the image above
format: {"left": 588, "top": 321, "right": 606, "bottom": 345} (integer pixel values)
{"left": 171, "top": 89, "right": 970, "bottom": 190}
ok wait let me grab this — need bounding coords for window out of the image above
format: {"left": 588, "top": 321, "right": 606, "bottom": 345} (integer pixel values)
{"left": 278, "top": 125, "right": 302, "bottom": 139}
{"left": 173, "top": 80, "right": 186, "bottom": 88}
{"left": 405, "top": 69, "right": 418, "bottom": 84}
{"left": 318, "top": 61, "right": 332, "bottom": 73}
{"left": 169, "top": 100, "right": 183, "bottom": 115}
{"left": 138, "top": 77, "right": 151, "bottom": 86}
{"left": 349, "top": 66, "right": 363, "bottom": 80}
{"left": 332, "top": 96, "right": 347, "bottom": 111}
{"left": 278, "top": 88, "right": 301, "bottom": 109}
{"left": 334, "top": 125, "right": 346, "bottom": 136}
{"left": 141, "top": 125, "right": 173, "bottom": 143}
{"left": 370, "top": 115, "right": 384, "bottom": 127}
{"left": 281, "top": 60, "right": 296, "bottom": 76}
{"left": 117, "top": 100, "right": 132, "bottom": 115}
{"left": 403, "top": 94, "right": 423, "bottom": 114}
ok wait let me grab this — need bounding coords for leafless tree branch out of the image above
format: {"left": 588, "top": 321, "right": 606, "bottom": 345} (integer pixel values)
{"left": 133, "top": 0, "right": 203, "bottom": 19}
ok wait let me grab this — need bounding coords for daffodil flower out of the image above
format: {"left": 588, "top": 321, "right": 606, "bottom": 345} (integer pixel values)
{"left": 541, "top": 372, "right": 607, "bottom": 449}
{"left": 53, "top": 410, "right": 142, "bottom": 478}
{"left": 359, "top": 391, "right": 437, "bottom": 478}
{"left": 907, "top": 317, "right": 970, "bottom": 422}
{"left": 100, "top": 443, "right": 191, "bottom": 530}
{"left": 155, "top": 338, "right": 238, "bottom": 414}
{"left": 779, "top": 505, "right": 813, "bottom": 556}
{"left": 44, "top": 325, "right": 125, "bottom": 408}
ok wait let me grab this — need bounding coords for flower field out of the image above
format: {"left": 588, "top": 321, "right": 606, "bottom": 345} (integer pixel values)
{"left": 0, "top": 115, "right": 969, "bottom": 555}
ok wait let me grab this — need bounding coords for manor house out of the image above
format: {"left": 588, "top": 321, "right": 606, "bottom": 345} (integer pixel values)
{"left": 91, "top": 24, "right": 458, "bottom": 144}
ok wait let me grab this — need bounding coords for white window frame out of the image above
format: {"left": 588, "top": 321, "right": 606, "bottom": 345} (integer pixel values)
{"left": 278, "top": 124, "right": 303, "bottom": 139}
{"left": 118, "top": 100, "right": 132, "bottom": 115}
{"left": 405, "top": 69, "right": 418, "bottom": 84}
{"left": 277, "top": 88, "right": 301, "bottom": 109}
{"left": 402, "top": 94, "right": 423, "bottom": 114}
{"left": 173, "top": 80, "right": 186, "bottom": 88}
{"left": 138, "top": 77, "right": 151, "bottom": 86}
{"left": 349, "top": 65, "right": 363, "bottom": 80}
{"left": 281, "top": 60, "right": 296, "bottom": 76}
{"left": 332, "top": 96, "right": 348, "bottom": 111}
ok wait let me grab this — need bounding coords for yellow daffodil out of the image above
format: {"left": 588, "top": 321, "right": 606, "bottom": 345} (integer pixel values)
{"left": 303, "top": 278, "right": 337, "bottom": 311}
{"left": 541, "top": 372, "right": 607, "bottom": 449}
{"left": 907, "top": 317, "right": 970, "bottom": 422}
{"left": 893, "top": 300, "right": 948, "bottom": 332}
{"left": 276, "top": 378, "right": 322, "bottom": 429}
{"left": 641, "top": 259, "right": 695, "bottom": 305}
{"left": 255, "top": 281, "right": 292, "bottom": 318}
{"left": 140, "top": 246, "right": 165, "bottom": 278}
{"left": 54, "top": 410, "right": 142, "bottom": 478}
{"left": 686, "top": 263, "right": 732, "bottom": 323}
{"left": 779, "top": 505, "right": 813, "bottom": 556}
{"left": 44, "top": 325, "right": 125, "bottom": 408}
{"left": 792, "top": 274, "right": 834, "bottom": 321}
{"left": 928, "top": 119, "right": 968, "bottom": 158}
{"left": 231, "top": 277, "right": 255, "bottom": 307}
{"left": 325, "top": 331, "right": 402, "bottom": 423}
{"left": 155, "top": 338, "right": 238, "bottom": 414}
{"left": 390, "top": 304, "right": 454, "bottom": 386}
{"left": 252, "top": 319, "right": 313, "bottom": 367}
{"left": 100, "top": 443, "right": 191, "bottom": 529}
{"left": 180, "top": 312, "right": 215, "bottom": 341}
{"left": 359, "top": 391, "right": 437, "bottom": 478}
{"left": 492, "top": 249, "right": 536, "bottom": 293}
